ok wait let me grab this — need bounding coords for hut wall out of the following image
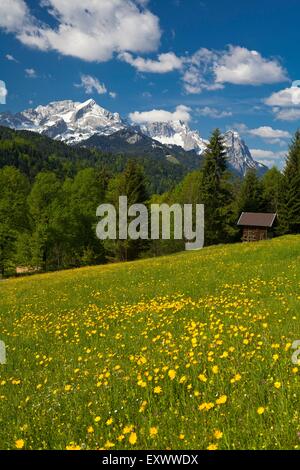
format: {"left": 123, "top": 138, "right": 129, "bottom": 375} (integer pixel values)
{"left": 242, "top": 226, "right": 268, "bottom": 242}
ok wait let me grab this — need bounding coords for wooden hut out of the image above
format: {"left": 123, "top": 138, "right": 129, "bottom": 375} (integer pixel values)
{"left": 237, "top": 212, "right": 277, "bottom": 242}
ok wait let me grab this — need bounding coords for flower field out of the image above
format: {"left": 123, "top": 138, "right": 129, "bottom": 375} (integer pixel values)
{"left": 0, "top": 236, "right": 300, "bottom": 450}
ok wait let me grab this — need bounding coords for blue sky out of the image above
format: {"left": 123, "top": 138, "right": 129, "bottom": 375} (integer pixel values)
{"left": 1, "top": 0, "right": 300, "bottom": 168}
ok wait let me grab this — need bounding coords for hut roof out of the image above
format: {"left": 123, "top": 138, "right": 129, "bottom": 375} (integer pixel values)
{"left": 237, "top": 212, "right": 277, "bottom": 228}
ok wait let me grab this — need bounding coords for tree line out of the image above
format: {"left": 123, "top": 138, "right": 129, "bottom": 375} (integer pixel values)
{"left": 0, "top": 128, "right": 299, "bottom": 276}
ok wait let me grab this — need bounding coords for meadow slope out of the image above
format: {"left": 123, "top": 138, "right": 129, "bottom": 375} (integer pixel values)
{"left": 0, "top": 236, "right": 300, "bottom": 450}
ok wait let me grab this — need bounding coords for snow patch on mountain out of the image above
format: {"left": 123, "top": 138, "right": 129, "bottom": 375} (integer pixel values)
{"left": 0, "top": 99, "right": 126, "bottom": 144}
{"left": 140, "top": 120, "right": 208, "bottom": 154}
{"left": 223, "top": 130, "right": 266, "bottom": 176}
{"left": 0, "top": 99, "right": 267, "bottom": 176}
{"left": 140, "top": 121, "right": 266, "bottom": 176}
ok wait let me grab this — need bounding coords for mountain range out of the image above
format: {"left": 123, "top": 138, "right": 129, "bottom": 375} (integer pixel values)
{"left": 0, "top": 99, "right": 267, "bottom": 177}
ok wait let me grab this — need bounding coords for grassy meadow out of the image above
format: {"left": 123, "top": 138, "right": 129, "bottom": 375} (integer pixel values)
{"left": 0, "top": 236, "right": 300, "bottom": 450}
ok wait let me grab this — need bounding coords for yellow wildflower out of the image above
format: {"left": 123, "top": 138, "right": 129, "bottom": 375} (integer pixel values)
{"left": 216, "top": 395, "right": 227, "bottom": 405}
{"left": 150, "top": 427, "right": 158, "bottom": 437}
{"left": 129, "top": 432, "right": 137, "bottom": 445}
{"left": 15, "top": 439, "right": 25, "bottom": 449}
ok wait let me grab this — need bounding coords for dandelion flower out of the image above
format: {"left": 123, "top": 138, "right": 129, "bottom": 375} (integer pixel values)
{"left": 198, "top": 374, "right": 207, "bottom": 383}
{"left": 123, "top": 425, "right": 134, "bottom": 434}
{"left": 15, "top": 439, "right": 24, "bottom": 449}
{"left": 104, "top": 440, "right": 115, "bottom": 449}
{"left": 150, "top": 427, "right": 158, "bottom": 437}
{"left": 129, "top": 432, "right": 137, "bottom": 445}
{"left": 66, "top": 442, "right": 81, "bottom": 450}
{"left": 214, "top": 430, "right": 223, "bottom": 440}
{"left": 207, "top": 443, "right": 218, "bottom": 450}
{"left": 216, "top": 395, "right": 227, "bottom": 405}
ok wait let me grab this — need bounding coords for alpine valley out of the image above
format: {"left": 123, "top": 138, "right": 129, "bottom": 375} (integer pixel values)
{"left": 0, "top": 99, "right": 267, "bottom": 180}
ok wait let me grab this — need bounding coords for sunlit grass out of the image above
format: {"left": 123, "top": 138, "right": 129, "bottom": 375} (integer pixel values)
{"left": 0, "top": 236, "right": 299, "bottom": 450}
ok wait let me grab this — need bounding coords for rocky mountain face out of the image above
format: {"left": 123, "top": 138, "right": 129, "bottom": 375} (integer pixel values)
{"left": 141, "top": 122, "right": 266, "bottom": 177}
{"left": 0, "top": 99, "right": 126, "bottom": 144}
{"left": 0, "top": 99, "right": 267, "bottom": 177}
{"left": 140, "top": 120, "right": 208, "bottom": 155}
{"left": 223, "top": 131, "right": 267, "bottom": 177}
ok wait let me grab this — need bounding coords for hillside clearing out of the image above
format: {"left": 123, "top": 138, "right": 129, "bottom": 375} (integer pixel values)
{"left": 0, "top": 236, "right": 299, "bottom": 450}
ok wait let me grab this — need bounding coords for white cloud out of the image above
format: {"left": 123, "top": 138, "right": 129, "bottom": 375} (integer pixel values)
{"left": 25, "top": 67, "right": 37, "bottom": 78}
{"left": 76, "top": 75, "right": 107, "bottom": 95}
{"left": 0, "top": 80, "right": 8, "bottom": 104}
{"left": 5, "top": 53, "right": 18, "bottom": 62}
{"left": 0, "top": 0, "right": 161, "bottom": 62}
{"left": 247, "top": 126, "right": 291, "bottom": 139}
{"left": 181, "top": 46, "right": 287, "bottom": 94}
{"left": 265, "top": 84, "right": 300, "bottom": 121}
{"left": 142, "top": 91, "right": 152, "bottom": 98}
{"left": 75, "top": 74, "right": 117, "bottom": 98}
{"left": 181, "top": 48, "right": 223, "bottom": 94}
{"left": 265, "top": 85, "right": 300, "bottom": 107}
{"left": 129, "top": 105, "right": 191, "bottom": 124}
{"left": 234, "top": 123, "right": 291, "bottom": 140}
{"left": 197, "top": 106, "right": 232, "bottom": 118}
{"left": 214, "top": 46, "right": 287, "bottom": 85}
{"left": 119, "top": 51, "right": 182, "bottom": 73}
{"left": 274, "top": 108, "right": 300, "bottom": 121}
{"left": 0, "top": 0, "right": 30, "bottom": 32}
{"left": 250, "top": 148, "right": 286, "bottom": 159}
{"left": 250, "top": 148, "right": 287, "bottom": 168}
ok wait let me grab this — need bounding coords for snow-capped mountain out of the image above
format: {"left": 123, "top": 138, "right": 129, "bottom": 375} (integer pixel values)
{"left": 140, "top": 121, "right": 208, "bottom": 155}
{"left": 0, "top": 99, "right": 267, "bottom": 177}
{"left": 0, "top": 99, "right": 126, "bottom": 144}
{"left": 223, "top": 130, "right": 266, "bottom": 177}
{"left": 141, "top": 121, "right": 266, "bottom": 176}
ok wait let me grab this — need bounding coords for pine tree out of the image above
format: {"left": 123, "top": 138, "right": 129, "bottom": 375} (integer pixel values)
{"left": 262, "top": 167, "right": 283, "bottom": 213}
{"left": 27, "top": 172, "right": 67, "bottom": 271}
{"left": 236, "top": 169, "right": 265, "bottom": 214}
{"left": 278, "top": 130, "right": 300, "bottom": 234}
{"left": 67, "top": 168, "right": 108, "bottom": 266}
{"left": 105, "top": 161, "right": 149, "bottom": 261}
{"left": 0, "top": 166, "right": 30, "bottom": 277}
{"left": 200, "top": 129, "right": 233, "bottom": 245}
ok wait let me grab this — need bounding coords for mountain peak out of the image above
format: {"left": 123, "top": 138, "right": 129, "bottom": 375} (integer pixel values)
{"left": 141, "top": 120, "right": 208, "bottom": 154}
{"left": 0, "top": 99, "right": 267, "bottom": 177}
{"left": 0, "top": 99, "right": 126, "bottom": 144}
{"left": 223, "top": 129, "right": 264, "bottom": 176}
{"left": 82, "top": 98, "right": 96, "bottom": 106}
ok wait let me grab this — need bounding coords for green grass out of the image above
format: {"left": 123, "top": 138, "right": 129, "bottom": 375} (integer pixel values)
{"left": 0, "top": 236, "right": 300, "bottom": 450}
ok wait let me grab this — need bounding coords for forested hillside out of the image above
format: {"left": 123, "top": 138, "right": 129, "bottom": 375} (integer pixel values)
{"left": 0, "top": 126, "right": 192, "bottom": 194}
{"left": 0, "top": 126, "right": 299, "bottom": 277}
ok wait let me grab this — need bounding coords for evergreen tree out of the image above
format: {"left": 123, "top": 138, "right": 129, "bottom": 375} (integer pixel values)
{"left": 200, "top": 129, "right": 233, "bottom": 245}
{"left": 236, "top": 169, "right": 265, "bottom": 214}
{"left": 104, "top": 161, "right": 149, "bottom": 261}
{"left": 262, "top": 167, "right": 283, "bottom": 213}
{"left": 174, "top": 170, "right": 204, "bottom": 205}
{"left": 0, "top": 166, "right": 30, "bottom": 276}
{"left": 278, "top": 131, "right": 300, "bottom": 234}
{"left": 67, "top": 168, "right": 108, "bottom": 265}
{"left": 27, "top": 172, "right": 68, "bottom": 271}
